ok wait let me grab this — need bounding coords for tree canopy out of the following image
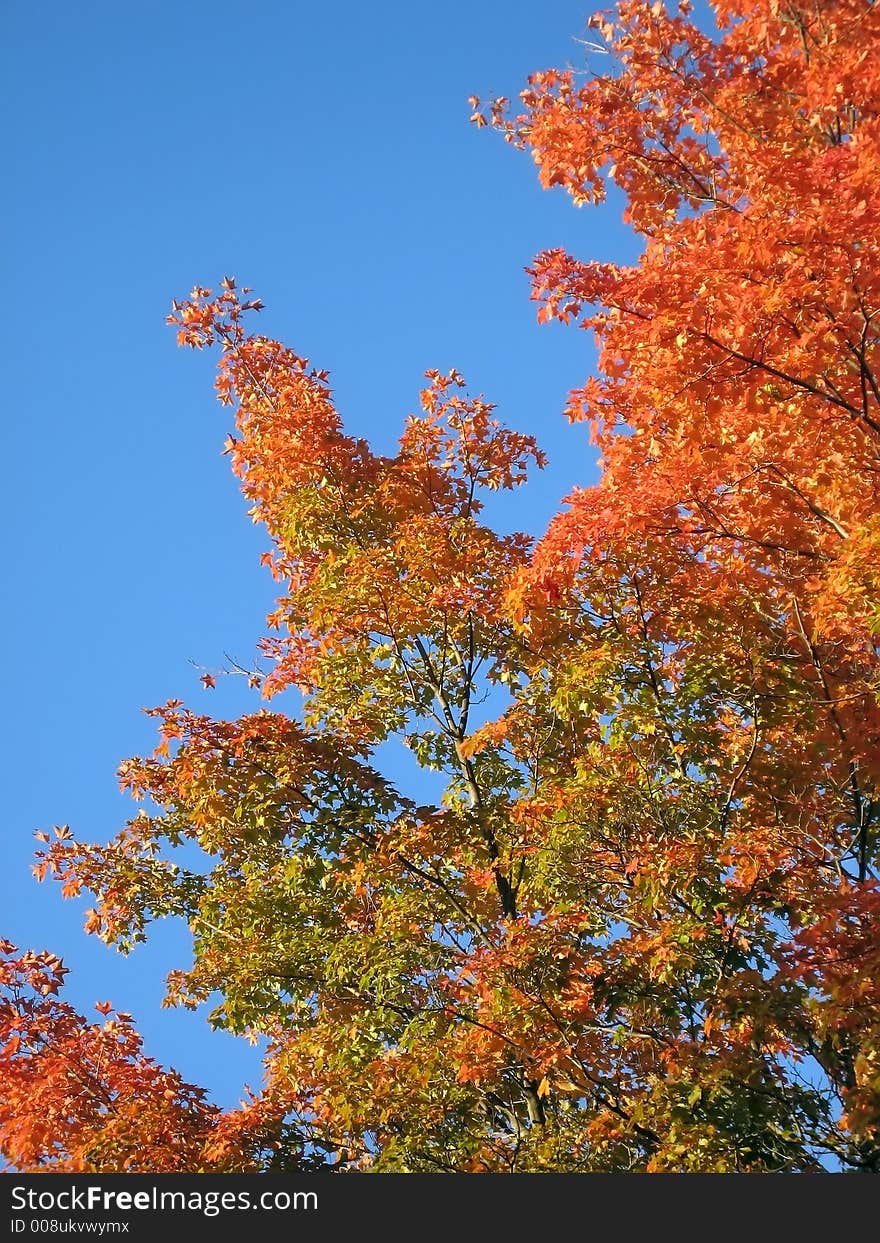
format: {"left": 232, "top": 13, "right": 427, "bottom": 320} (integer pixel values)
{"left": 3, "top": 0, "right": 879, "bottom": 1171}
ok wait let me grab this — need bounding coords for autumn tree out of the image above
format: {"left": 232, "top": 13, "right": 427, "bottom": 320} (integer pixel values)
{"left": 6, "top": 0, "right": 879, "bottom": 1171}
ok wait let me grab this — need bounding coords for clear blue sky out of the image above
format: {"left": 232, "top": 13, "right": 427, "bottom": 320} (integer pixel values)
{"left": 2, "top": 1, "right": 637, "bottom": 1108}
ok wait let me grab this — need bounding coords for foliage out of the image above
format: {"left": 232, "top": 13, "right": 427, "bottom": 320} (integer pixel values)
{"left": 4, "top": 0, "right": 879, "bottom": 1171}
{"left": 0, "top": 938, "right": 304, "bottom": 1171}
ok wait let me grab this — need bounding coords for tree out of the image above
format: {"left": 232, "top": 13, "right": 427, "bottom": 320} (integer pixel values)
{"left": 6, "top": 0, "right": 879, "bottom": 1171}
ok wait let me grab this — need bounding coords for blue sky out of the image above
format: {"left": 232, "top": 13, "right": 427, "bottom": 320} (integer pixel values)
{"left": 2, "top": 1, "right": 637, "bottom": 1108}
